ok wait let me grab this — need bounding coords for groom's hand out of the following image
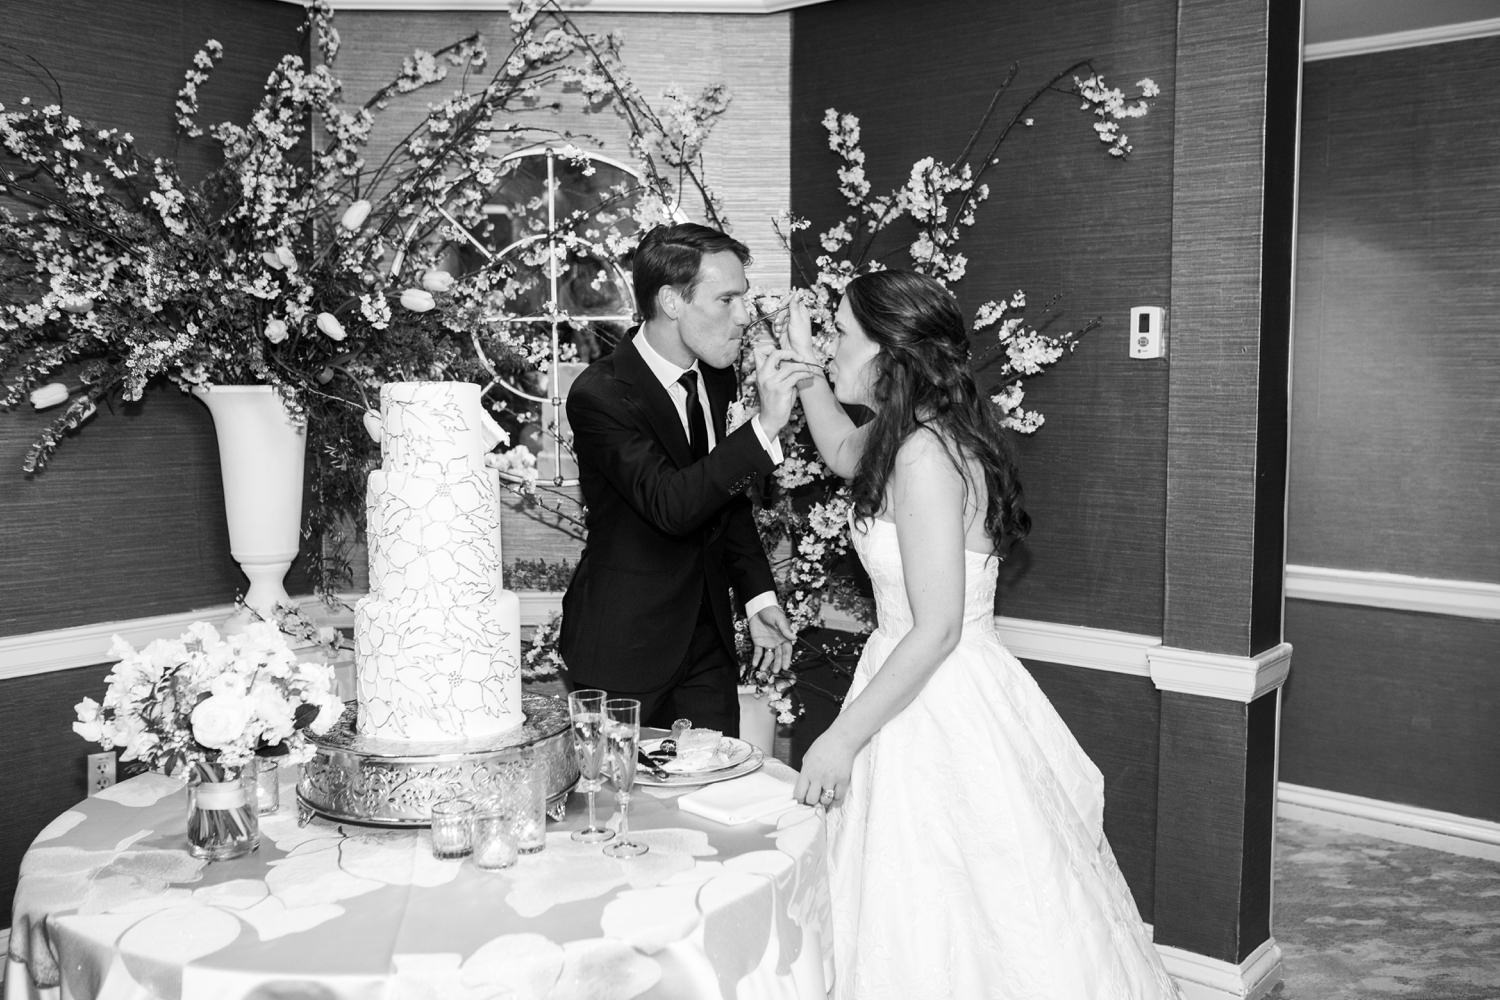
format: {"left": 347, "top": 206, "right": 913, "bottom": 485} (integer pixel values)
{"left": 753, "top": 345, "right": 818, "bottom": 437}
{"left": 747, "top": 605, "right": 795, "bottom": 678}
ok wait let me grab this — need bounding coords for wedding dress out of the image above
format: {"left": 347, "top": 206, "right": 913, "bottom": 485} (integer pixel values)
{"left": 825, "top": 517, "right": 1182, "bottom": 1000}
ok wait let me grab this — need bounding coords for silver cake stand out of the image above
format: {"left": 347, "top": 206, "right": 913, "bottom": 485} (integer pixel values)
{"left": 296, "top": 693, "right": 579, "bottom": 827}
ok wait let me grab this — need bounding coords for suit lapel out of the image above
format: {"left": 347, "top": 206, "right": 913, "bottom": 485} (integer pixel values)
{"left": 612, "top": 335, "right": 693, "bottom": 468}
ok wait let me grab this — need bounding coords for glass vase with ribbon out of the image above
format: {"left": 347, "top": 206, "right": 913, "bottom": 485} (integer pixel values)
{"left": 186, "top": 761, "right": 260, "bottom": 860}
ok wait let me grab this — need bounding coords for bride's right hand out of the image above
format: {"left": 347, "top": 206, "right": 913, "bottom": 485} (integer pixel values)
{"left": 782, "top": 297, "right": 820, "bottom": 365}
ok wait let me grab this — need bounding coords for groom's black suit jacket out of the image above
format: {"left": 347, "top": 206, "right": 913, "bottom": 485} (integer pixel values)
{"left": 559, "top": 334, "right": 777, "bottom": 692}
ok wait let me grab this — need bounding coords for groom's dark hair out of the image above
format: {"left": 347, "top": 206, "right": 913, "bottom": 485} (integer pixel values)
{"left": 632, "top": 223, "right": 751, "bottom": 321}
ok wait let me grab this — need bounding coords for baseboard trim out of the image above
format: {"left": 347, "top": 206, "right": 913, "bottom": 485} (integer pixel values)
{"left": 1148, "top": 643, "right": 1293, "bottom": 702}
{"left": 1157, "top": 938, "right": 1282, "bottom": 1000}
{"left": 1285, "top": 564, "right": 1500, "bottom": 621}
{"left": 1278, "top": 782, "right": 1500, "bottom": 862}
{"left": 1304, "top": 17, "right": 1500, "bottom": 62}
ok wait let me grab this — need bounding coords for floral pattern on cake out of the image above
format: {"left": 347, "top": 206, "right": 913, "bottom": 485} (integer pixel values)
{"left": 355, "top": 382, "right": 522, "bottom": 742}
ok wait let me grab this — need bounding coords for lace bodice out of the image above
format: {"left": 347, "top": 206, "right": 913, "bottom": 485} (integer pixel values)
{"left": 850, "top": 516, "right": 998, "bottom": 637}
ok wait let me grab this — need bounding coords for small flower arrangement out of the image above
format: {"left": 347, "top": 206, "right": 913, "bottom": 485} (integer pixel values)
{"left": 521, "top": 611, "right": 567, "bottom": 683}
{"left": 72, "top": 621, "right": 345, "bottom": 776}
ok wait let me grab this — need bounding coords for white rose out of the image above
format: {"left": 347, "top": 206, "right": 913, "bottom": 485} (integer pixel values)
{"left": 316, "top": 312, "right": 347, "bottom": 341}
{"left": 309, "top": 692, "right": 345, "bottom": 735}
{"left": 264, "top": 317, "right": 289, "bottom": 344}
{"left": 73, "top": 696, "right": 105, "bottom": 743}
{"left": 340, "top": 199, "right": 372, "bottom": 231}
{"left": 400, "top": 288, "right": 436, "bottom": 313}
{"left": 419, "top": 269, "right": 454, "bottom": 293}
{"left": 190, "top": 694, "right": 253, "bottom": 750}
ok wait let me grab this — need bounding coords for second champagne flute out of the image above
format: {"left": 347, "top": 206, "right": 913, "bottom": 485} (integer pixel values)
{"left": 602, "top": 698, "right": 648, "bottom": 858}
{"left": 567, "top": 689, "right": 614, "bottom": 843}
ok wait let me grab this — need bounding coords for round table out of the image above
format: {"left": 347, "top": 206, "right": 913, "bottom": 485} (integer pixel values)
{"left": 7, "top": 759, "right": 830, "bottom": 1000}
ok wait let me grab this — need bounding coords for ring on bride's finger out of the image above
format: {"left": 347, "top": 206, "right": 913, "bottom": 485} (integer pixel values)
{"left": 819, "top": 788, "right": 835, "bottom": 804}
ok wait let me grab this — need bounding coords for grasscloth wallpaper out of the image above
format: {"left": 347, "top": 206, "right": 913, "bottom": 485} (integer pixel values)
{"left": 331, "top": 9, "right": 792, "bottom": 290}
{"left": 1282, "top": 35, "right": 1500, "bottom": 826}
{"left": 792, "top": 0, "right": 1179, "bottom": 638}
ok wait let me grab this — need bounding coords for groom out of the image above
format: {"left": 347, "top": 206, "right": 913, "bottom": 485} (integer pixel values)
{"left": 559, "top": 223, "right": 799, "bottom": 736}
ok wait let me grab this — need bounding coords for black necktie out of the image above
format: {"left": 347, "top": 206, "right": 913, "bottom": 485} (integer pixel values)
{"left": 678, "top": 369, "right": 709, "bottom": 460}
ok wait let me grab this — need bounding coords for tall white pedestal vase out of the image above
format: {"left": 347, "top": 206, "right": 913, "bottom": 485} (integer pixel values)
{"left": 193, "top": 385, "right": 307, "bottom": 627}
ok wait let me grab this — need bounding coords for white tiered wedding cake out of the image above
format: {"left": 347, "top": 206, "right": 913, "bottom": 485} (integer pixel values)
{"left": 355, "top": 381, "right": 523, "bottom": 742}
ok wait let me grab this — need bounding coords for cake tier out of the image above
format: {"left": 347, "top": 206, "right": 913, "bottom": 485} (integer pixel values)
{"left": 365, "top": 469, "right": 501, "bottom": 601}
{"left": 354, "top": 593, "right": 523, "bottom": 742}
{"left": 379, "top": 382, "right": 486, "bottom": 477}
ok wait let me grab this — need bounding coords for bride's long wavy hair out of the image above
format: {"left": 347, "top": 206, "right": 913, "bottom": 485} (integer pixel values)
{"left": 843, "top": 270, "right": 1031, "bottom": 554}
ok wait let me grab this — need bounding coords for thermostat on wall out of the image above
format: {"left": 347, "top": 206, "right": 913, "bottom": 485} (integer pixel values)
{"left": 1129, "top": 306, "right": 1166, "bottom": 359}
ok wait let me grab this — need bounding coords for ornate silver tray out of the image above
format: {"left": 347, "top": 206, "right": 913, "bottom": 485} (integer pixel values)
{"left": 297, "top": 693, "right": 578, "bottom": 827}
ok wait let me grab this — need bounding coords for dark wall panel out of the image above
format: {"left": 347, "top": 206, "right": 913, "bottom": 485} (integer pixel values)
{"left": 1153, "top": 689, "right": 1278, "bottom": 963}
{"left": 1281, "top": 600, "right": 1500, "bottom": 823}
{"left": 1291, "top": 37, "right": 1500, "bottom": 583}
{"left": 1026, "top": 661, "right": 1161, "bottom": 922}
{"left": 1163, "top": 0, "right": 1300, "bottom": 657}
{"left": 0, "top": 662, "right": 114, "bottom": 935}
{"left": 792, "top": 0, "right": 1178, "bottom": 636}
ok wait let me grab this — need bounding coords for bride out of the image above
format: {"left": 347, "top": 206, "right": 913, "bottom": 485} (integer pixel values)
{"left": 770, "top": 271, "right": 1181, "bottom": 999}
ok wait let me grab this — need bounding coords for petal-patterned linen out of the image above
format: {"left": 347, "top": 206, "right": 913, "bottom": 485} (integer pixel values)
{"left": 7, "top": 761, "right": 828, "bottom": 1000}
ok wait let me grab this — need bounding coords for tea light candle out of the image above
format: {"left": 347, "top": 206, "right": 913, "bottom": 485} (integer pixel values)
{"left": 429, "top": 798, "right": 474, "bottom": 860}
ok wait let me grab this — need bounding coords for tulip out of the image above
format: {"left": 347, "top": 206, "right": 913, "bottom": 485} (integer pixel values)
{"left": 264, "top": 317, "right": 289, "bottom": 344}
{"left": 400, "top": 288, "right": 436, "bottom": 313}
{"left": 261, "top": 250, "right": 286, "bottom": 270}
{"left": 340, "top": 199, "right": 372, "bottom": 231}
{"left": 316, "top": 312, "right": 347, "bottom": 341}
{"left": 274, "top": 244, "right": 298, "bottom": 273}
{"left": 362, "top": 410, "right": 384, "bottom": 444}
{"left": 420, "top": 269, "right": 455, "bottom": 293}
{"left": 29, "top": 382, "right": 69, "bottom": 410}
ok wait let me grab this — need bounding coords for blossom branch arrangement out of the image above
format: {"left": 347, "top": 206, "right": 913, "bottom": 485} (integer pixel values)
{"left": 0, "top": 0, "right": 736, "bottom": 597}
{"left": 742, "top": 65, "right": 1160, "bottom": 638}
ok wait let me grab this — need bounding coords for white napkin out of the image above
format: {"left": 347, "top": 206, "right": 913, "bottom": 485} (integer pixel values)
{"left": 677, "top": 771, "right": 798, "bottom": 826}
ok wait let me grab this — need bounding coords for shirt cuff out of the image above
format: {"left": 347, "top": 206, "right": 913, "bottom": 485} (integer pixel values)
{"left": 750, "top": 415, "right": 784, "bottom": 465}
{"left": 744, "top": 591, "right": 779, "bottom": 620}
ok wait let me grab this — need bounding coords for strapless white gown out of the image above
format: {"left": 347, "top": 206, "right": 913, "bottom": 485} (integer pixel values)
{"left": 824, "top": 517, "right": 1182, "bottom": 999}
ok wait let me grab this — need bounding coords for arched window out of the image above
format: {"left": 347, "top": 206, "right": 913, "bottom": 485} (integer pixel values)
{"left": 453, "top": 147, "right": 645, "bottom": 486}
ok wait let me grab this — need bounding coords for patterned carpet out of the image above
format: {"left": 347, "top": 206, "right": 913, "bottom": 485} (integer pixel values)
{"left": 1268, "top": 817, "right": 1500, "bottom": 1000}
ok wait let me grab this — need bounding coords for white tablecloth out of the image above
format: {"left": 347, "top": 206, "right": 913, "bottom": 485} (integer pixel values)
{"left": 7, "top": 760, "right": 830, "bottom": 1000}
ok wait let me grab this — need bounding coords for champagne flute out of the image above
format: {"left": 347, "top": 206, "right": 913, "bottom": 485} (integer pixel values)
{"left": 601, "top": 698, "right": 648, "bottom": 858}
{"left": 568, "top": 689, "right": 614, "bottom": 843}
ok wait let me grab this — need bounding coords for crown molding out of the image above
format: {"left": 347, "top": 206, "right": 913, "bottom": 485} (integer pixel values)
{"left": 1148, "top": 642, "right": 1293, "bottom": 703}
{"left": 1285, "top": 564, "right": 1500, "bottom": 621}
{"left": 305, "top": 0, "right": 829, "bottom": 10}
{"left": 1305, "top": 17, "right": 1500, "bottom": 61}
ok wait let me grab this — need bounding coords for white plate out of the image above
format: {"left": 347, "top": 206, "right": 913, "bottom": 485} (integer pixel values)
{"left": 635, "top": 746, "right": 765, "bottom": 788}
{"left": 640, "top": 736, "right": 755, "bottom": 775}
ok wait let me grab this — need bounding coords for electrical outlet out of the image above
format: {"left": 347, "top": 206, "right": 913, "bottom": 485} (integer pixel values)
{"left": 87, "top": 751, "right": 116, "bottom": 794}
